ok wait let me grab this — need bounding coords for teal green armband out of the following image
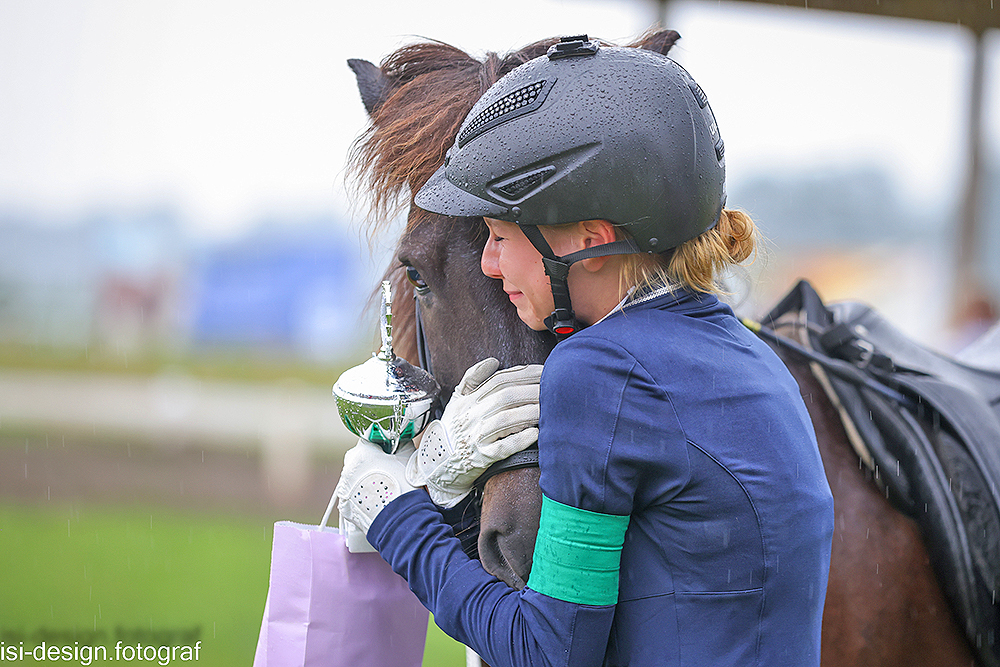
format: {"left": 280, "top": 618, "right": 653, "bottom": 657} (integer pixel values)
{"left": 526, "top": 495, "right": 630, "bottom": 606}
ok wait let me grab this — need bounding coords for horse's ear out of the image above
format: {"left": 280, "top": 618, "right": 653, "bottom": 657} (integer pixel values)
{"left": 348, "top": 58, "right": 390, "bottom": 116}
{"left": 635, "top": 29, "right": 681, "bottom": 56}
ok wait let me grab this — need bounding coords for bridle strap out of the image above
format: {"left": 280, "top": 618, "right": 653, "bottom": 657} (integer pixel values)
{"left": 414, "top": 295, "right": 433, "bottom": 377}
{"left": 413, "top": 295, "right": 444, "bottom": 421}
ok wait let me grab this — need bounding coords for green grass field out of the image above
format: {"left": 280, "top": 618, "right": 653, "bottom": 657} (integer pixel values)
{"left": 0, "top": 502, "right": 466, "bottom": 666}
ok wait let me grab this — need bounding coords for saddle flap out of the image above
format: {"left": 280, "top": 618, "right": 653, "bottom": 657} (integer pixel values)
{"left": 828, "top": 300, "right": 1000, "bottom": 410}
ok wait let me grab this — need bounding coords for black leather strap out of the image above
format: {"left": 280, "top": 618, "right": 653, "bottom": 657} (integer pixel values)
{"left": 473, "top": 444, "right": 540, "bottom": 493}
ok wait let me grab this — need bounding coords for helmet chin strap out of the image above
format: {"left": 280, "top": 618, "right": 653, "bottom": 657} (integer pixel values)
{"left": 518, "top": 224, "right": 640, "bottom": 338}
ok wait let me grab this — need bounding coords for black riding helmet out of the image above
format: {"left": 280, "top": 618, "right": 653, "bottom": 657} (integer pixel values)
{"left": 414, "top": 35, "right": 726, "bottom": 336}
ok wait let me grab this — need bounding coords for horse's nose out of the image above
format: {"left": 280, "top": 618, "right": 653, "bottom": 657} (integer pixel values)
{"left": 477, "top": 469, "right": 542, "bottom": 590}
{"left": 478, "top": 524, "right": 531, "bottom": 590}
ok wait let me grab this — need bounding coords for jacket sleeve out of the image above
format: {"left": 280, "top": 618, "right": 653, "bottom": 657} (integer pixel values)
{"left": 369, "top": 490, "right": 615, "bottom": 667}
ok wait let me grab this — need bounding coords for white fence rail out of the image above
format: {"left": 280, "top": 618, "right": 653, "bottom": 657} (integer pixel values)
{"left": 0, "top": 369, "right": 356, "bottom": 505}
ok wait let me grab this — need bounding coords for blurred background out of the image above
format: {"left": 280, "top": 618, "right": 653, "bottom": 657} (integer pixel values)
{"left": 1, "top": 1, "right": 997, "bottom": 665}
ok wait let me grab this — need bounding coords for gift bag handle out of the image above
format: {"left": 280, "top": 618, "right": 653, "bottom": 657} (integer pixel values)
{"left": 320, "top": 490, "right": 337, "bottom": 532}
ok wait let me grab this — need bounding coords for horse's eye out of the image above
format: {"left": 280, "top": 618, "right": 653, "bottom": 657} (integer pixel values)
{"left": 405, "top": 265, "right": 430, "bottom": 295}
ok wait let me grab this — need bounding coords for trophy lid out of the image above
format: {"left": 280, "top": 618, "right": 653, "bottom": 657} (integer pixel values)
{"left": 333, "top": 281, "right": 440, "bottom": 452}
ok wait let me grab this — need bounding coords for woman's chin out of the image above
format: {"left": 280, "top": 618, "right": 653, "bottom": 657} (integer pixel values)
{"left": 514, "top": 306, "right": 547, "bottom": 332}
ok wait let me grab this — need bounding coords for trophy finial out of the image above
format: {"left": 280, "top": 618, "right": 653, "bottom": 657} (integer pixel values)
{"left": 376, "top": 280, "right": 395, "bottom": 361}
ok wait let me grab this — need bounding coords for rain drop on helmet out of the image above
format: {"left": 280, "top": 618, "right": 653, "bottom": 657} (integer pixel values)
{"left": 414, "top": 35, "right": 727, "bottom": 336}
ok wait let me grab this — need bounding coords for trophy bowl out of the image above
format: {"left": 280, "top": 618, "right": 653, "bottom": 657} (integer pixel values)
{"left": 333, "top": 281, "right": 440, "bottom": 453}
{"left": 333, "top": 355, "right": 439, "bottom": 453}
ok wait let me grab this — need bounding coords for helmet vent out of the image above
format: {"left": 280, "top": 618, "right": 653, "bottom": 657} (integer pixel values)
{"left": 688, "top": 81, "right": 709, "bottom": 109}
{"left": 457, "top": 80, "right": 554, "bottom": 148}
{"left": 489, "top": 166, "right": 556, "bottom": 202}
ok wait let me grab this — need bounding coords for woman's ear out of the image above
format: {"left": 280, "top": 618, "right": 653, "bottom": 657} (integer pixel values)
{"left": 578, "top": 219, "right": 619, "bottom": 272}
{"left": 579, "top": 219, "right": 618, "bottom": 248}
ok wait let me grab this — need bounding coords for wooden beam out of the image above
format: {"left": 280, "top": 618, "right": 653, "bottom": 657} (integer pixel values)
{"left": 954, "top": 31, "right": 989, "bottom": 324}
{"left": 714, "top": 0, "right": 999, "bottom": 33}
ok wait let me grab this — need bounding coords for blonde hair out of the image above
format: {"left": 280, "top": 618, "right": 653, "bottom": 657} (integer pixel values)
{"left": 619, "top": 209, "right": 759, "bottom": 297}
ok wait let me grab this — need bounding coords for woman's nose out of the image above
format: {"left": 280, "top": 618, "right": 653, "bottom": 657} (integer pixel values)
{"left": 481, "top": 237, "right": 502, "bottom": 278}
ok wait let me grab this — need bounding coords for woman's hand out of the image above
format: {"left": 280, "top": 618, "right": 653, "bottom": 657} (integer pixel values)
{"left": 336, "top": 438, "right": 418, "bottom": 542}
{"left": 405, "top": 358, "right": 542, "bottom": 507}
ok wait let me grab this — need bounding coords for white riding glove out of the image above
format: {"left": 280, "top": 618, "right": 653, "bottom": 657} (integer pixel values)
{"left": 335, "top": 438, "right": 418, "bottom": 550}
{"left": 405, "top": 358, "right": 542, "bottom": 508}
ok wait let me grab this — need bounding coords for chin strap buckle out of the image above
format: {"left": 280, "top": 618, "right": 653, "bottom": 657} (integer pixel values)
{"left": 540, "top": 258, "right": 579, "bottom": 337}
{"left": 545, "top": 309, "right": 580, "bottom": 337}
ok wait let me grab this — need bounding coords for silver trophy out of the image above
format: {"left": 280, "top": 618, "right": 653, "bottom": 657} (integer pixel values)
{"left": 333, "top": 281, "right": 440, "bottom": 453}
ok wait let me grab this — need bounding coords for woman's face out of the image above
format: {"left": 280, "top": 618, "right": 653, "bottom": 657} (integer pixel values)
{"left": 481, "top": 217, "right": 558, "bottom": 331}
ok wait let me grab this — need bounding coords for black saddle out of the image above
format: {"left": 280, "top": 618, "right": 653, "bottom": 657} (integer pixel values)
{"left": 762, "top": 280, "right": 1000, "bottom": 667}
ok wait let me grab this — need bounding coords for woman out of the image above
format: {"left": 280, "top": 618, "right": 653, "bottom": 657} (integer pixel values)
{"left": 337, "top": 35, "right": 834, "bottom": 667}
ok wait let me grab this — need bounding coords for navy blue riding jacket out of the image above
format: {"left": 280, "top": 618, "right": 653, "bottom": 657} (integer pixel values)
{"left": 370, "top": 288, "right": 834, "bottom": 667}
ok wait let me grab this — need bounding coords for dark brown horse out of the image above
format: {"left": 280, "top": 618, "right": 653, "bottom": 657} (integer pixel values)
{"left": 347, "top": 31, "right": 981, "bottom": 666}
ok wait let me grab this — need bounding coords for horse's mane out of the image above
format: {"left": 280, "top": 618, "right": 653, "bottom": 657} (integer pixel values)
{"left": 347, "top": 29, "right": 680, "bottom": 363}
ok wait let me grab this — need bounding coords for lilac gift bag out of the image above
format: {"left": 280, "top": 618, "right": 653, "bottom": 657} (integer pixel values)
{"left": 253, "top": 496, "right": 429, "bottom": 667}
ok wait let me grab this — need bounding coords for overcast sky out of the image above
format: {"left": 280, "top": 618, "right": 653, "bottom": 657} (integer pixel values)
{"left": 0, "top": 0, "right": 996, "bottom": 239}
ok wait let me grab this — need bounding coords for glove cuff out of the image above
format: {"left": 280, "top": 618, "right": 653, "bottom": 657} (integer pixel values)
{"left": 339, "top": 514, "right": 376, "bottom": 552}
{"left": 425, "top": 482, "right": 471, "bottom": 509}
